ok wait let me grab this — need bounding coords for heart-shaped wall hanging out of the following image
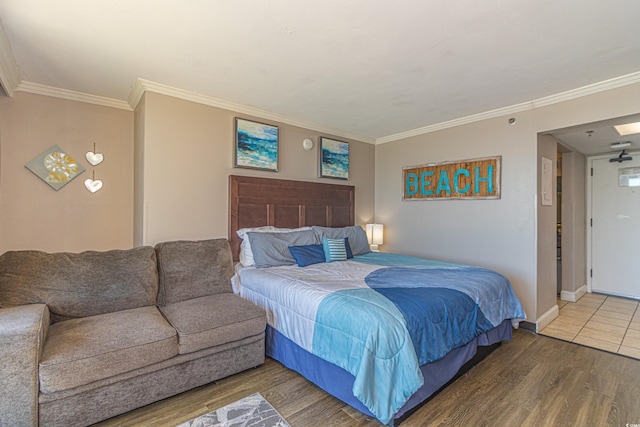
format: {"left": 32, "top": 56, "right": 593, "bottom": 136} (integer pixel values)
{"left": 84, "top": 178, "right": 103, "bottom": 193}
{"left": 85, "top": 151, "right": 104, "bottom": 166}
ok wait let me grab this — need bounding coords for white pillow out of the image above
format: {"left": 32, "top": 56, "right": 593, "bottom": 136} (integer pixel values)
{"left": 236, "top": 226, "right": 312, "bottom": 266}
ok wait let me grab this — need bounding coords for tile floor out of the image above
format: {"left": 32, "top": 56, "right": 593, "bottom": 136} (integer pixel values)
{"left": 539, "top": 292, "right": 640, "bottom": 360}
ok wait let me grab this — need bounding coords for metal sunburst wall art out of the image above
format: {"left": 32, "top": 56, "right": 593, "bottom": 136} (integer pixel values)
{"left": 25, "top": 145, "right": 85, "bottom": 190}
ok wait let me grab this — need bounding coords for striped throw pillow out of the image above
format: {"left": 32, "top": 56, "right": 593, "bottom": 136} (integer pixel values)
{"left": 322, "top": 237, "right": 348, "bottom": 262}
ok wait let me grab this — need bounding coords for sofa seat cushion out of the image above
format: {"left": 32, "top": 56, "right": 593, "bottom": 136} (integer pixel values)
{"left": 159, "top": 293, "right": 266, "bottom": 355}
{"left": 39, "top": 306, "right": 178, "bottom": 394}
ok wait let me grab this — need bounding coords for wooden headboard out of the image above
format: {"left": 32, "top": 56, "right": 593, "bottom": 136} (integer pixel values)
{"left": 229, "top": 175, "right": 355, "bottom": 261}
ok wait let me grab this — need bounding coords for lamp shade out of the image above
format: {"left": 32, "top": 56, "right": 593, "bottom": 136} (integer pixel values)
{"left": 366, "top": 223, "right": 384, "bottom": 246}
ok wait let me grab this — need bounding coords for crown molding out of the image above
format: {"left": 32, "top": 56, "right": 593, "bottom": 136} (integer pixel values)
{"left": 7, "top": 68, "right": 639, "bottom": 145}
{"left": 16, "top": 81, "right": 132, "bottom": 110}
{"left": 375, "top": 101, "right": 534, "bottom": 145}
{"left": 0, "top": 20, "right": 20, "bottom": 97}
{"left": 128, "top": 78, "right": 375, "bottom": 144}
{"left": 531, "top": 71, "right": 640, "bottom": 108}
{"left": 127, "top": 78, "right": 146, "bottom": 110}
{"left": 375, "top": 71, "right": 640, "bottom": 144}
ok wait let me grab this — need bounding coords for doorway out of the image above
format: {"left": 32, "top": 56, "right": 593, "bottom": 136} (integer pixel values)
{"left": 538, "top": 114, "right": 640, "bottom": 329}
{"left": 546, "top": 115, "right": 640, "bottom": 304}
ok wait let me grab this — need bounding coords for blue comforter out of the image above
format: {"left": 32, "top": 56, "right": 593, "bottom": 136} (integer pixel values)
{"left": 311, "top": 253, "right": 525, "bottom": 423}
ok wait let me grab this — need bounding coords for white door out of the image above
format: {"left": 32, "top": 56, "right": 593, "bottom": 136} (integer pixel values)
{"left": 590, "top": 153, "right": 640, "bottom": 299}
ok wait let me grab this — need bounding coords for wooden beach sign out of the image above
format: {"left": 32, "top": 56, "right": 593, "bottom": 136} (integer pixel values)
{"left": 403, "top": 156, "right": 501, "bottom": 201}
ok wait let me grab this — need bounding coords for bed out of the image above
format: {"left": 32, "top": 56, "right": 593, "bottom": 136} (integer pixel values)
{"left": 228, "top": 175, "right": 526, "bottom": 425}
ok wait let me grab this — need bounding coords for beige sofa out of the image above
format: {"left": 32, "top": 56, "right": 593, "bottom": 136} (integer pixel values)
{"left": 0, "top": 239, "right": 266, "bottom": 427}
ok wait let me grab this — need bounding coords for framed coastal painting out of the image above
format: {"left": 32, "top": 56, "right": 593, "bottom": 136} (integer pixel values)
{"left": 234, "top": 118, "right": 279, "bottom": 171}
{"left": 319, "top": 137, "right": 349, "bottom": 180}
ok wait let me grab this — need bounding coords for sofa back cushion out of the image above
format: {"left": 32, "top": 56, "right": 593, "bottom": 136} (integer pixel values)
{"left": 0, "top": 247, "right": 158, "bottom": 323}
{"left": 155, "top": 239, "right": 234, "bottom": 306}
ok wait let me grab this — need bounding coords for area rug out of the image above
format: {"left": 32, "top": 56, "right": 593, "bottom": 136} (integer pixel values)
{"left": 176, "top": 392, "right": 290, "bottom": 427}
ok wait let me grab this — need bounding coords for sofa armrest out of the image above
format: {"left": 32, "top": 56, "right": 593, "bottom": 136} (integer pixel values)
{"left": 0, "top": 304, "right": 50, "bottom": 427}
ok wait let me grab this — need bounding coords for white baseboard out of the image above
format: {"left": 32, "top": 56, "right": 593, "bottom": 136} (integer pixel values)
{"left": 536, "top": 304, "right": 559, "bottom": 332}
{"left": 560, "top": 284, "right": 587, "bottom": 302}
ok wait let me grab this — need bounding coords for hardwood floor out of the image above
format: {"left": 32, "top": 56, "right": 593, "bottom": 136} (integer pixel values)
{"left": 94, "top": 330, "right": 640, "bottom": 427}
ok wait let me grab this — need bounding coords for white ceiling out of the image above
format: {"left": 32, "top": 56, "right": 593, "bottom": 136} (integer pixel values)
{"left": 550, "top": 113, "right": 640, "bottom": 156}
{"left": 0, "top": 0, "right": 639, "bottom": 147}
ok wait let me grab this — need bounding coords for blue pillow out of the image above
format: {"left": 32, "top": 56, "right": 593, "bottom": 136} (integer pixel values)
{"left": 344, "top": 238, "right": 354, "bottom": 259}
{"left": 288, "top": 244, "right": 325, "bottom": 267}
{"left": 323, "top": 237, "right": 348, "bottom": 262}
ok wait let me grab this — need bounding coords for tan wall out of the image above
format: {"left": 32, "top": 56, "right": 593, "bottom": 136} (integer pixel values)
{"left": 375, "top": 82, "right": 640, "bottom": 324}
{"left": 0, "top": 91, "right": 374, "bottom": 254}
{"left": 136, "top": 92, "right": 375, "bottom": 246}
{"left": 133, "top": 94, "right": 146, "bottom": 246}
{"left": 3, "top": 82, "right": 636, "bottom": 323}
{"left": 0, "top": 92, "right": 134, "bottom": 253}
{"left": 560, "top": 151, "right": 587, "bottom": 296}
{"left": 537, "top": 134, "right": 558, "bottom": 319}
{"left": 375, "top": 112, "right": 538, "bottom": 322}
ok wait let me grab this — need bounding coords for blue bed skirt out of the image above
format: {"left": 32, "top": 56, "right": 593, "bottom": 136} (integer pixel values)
{"left": 266, "top": 320, "right": 512, "bottom": 422}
